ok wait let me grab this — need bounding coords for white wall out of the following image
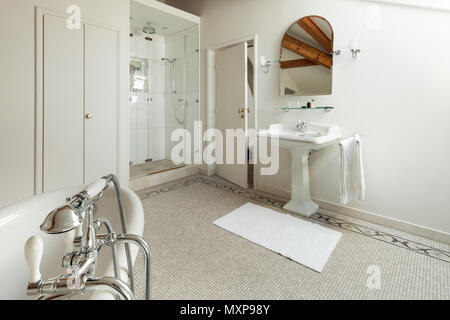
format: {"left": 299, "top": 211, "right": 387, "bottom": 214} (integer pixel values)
{"left": 167, "top": 0, "right": 450, "bottom": 235}
{"left": 0, "top": 0, "right": 129, "bottom": 207}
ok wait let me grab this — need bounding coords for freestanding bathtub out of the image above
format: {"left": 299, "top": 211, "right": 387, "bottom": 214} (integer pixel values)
{"left": 0, "top": 185, "right": 144, "bottom": 300}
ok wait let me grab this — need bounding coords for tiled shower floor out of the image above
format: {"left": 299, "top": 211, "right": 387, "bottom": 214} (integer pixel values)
{"left": 130, "top": 160, "right": 184, "bottom": 179}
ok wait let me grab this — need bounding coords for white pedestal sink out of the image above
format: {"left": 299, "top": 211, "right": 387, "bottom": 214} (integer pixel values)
{"left": 259, "top": 122, "right": 341, "bottom": 217}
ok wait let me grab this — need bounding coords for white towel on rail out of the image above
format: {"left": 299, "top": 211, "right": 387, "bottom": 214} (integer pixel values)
{"left": 339, "top": 133, "right": 366, "bottom": 205}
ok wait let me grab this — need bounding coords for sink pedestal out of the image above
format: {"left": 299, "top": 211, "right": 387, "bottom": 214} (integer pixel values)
{"left": 283, "top": 149, "right": 319, "bottom": 217}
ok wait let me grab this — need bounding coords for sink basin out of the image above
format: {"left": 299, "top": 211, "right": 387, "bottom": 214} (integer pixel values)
{"left": 258, "top": 122, "right": 341, "bottom": 217}
{"left": 259, "top": 123, "right": 341, "bottom": 149}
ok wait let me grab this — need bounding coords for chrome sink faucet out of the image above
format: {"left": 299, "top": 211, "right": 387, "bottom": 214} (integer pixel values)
{"left": 296, "top": 120, "right": 308, "bottom": 134}
{"left": 24, "top": 175, "right": 151, "bottom": 300}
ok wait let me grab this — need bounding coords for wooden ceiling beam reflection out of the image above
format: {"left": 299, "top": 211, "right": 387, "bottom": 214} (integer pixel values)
{"left": 298, "top": 17, "right": 332, "bottom": 52}
{"left": 282, "top": 34, "right": 332, "bottom": 69}
{"left": 280, "top": 59, "right": 319, "bottom": 69}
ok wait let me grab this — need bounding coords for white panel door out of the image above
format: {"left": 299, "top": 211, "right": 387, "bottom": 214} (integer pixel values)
{"left": 43, "top": 14, "right": 84, "bottom": 192}
{"left": 215, "top": 42, "right": 248, "bottom": 188}
{"left": 84, "top": 24, "right": 119, "bottom": 182}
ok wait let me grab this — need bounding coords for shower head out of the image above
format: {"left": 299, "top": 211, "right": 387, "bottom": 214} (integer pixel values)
{"left": 142, "top": 23, "right": 156, "bottom": 35}
{"left": 161, "top": 57, "right": 176, "bottom": 64}
{"left": 40, "top": 204, "right": 82, "bottom": 234}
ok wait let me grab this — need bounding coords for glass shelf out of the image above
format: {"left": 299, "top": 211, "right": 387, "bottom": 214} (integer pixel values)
{"left": 276, "top": 106, "right": 334, "bottom": 112}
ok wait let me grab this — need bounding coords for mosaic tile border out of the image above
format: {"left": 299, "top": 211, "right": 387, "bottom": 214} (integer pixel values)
{"left": 138, "top": 175, "right": 450, "bottom": 264}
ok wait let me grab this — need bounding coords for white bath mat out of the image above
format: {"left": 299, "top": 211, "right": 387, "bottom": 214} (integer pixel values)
{"left": 214, "top": 202, "right": 342, "bottom": 272}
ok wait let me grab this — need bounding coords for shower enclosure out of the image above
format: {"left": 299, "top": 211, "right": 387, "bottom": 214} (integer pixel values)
{"left": 129, "top": 8, "right": 199, "bottom": 180}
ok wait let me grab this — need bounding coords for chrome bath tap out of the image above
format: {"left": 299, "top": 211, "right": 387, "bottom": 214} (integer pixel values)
{"left": 296, "top": 120, "right": 308, "bottom": 134}
{"left": 24, "top": 175, "right": 151, "bottom": 300}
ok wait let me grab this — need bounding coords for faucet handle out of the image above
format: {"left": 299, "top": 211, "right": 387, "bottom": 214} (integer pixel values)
{"left": 63, "top": 229, "right": 76, "bottom": 253}
{"left": 84, "top": 178, "right": 108, "bottom": 199}
{"left": 24, "top": 236, "right": 44, "bottom": 283}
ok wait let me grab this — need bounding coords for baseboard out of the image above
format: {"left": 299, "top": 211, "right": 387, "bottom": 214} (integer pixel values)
{"left": 128, "top": 164, "right": 200, "bottom": 191}
{"left": 254, "top": 181, "right": 291, "bottom": 199}
{"left": 254, "top": 183, "right": 450, "bottom": 244}
{"left": 314, "top": 199, "right": 450, "bottom": 245}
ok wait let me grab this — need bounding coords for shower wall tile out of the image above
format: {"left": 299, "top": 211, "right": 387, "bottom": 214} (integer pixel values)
{"left": 166, "top": 36, "right": 175, "bottom": 60}
{"left": 154, "top": 95, "right": 166, "bottom": 127}
{"left": 136, "top": 37, "right": 149, "bottom": 59}
{"left": 174, "top": 33, "right": 185, "bottom": 59}
{"left": 129, "top": 102, "right": 137, "bottom": 130}
{"left": 165, "top": 126, "right": 178, "bottom": 160}
{"left": 153, "top": 35, "right": 165, "bottom": 60}
{"left": 164, "top": 63, "right": 172, "bottom": 94}
{"left": 136, "top": 128, "right": 149, "bottom": 163}
{"left": 155, "top": 127, "right": 166, "bottom": 160}
{"left": 185, "top": 26, "right": 199, "bottom": 57}
{"left": 186, "top": 54, "right": 199, "bottom": 92}
{"left": 129, "top": 128, "right": 137, "bottom": 164}
{"left": 152, "top": 62, "right": 165, "bottom": 94}
{"left": 148, "top": 98, "right": 155, "bottom": 129}
{"left": 130, "top": 36, "right": 137, "bottom": 57}
{"left": 149, "top": 127, "right": 166, "bottom": 161}
{"left": 174, "top": 60, "right": 185, "bottom": 94}
{"left": 136, "top": 101, "right": 149, "bottom": 130}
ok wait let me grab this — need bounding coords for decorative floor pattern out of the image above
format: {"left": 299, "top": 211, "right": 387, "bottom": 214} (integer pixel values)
{"left": 138, "top": 174, "right": 450, "bottom": 264}
{"left": 134, "top": 174, "right": 450, "bottom": 300}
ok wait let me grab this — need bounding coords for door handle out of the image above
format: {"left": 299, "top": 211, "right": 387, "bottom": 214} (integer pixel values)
{"left": 85, "top": 113, "right": 93, "bottom": 120}
{"left": 238, "top": 108, "right": 244, "bottom": 113}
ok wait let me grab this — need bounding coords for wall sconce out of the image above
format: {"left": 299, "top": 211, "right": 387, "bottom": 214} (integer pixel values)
{"left": 260, "top": 56, "right": 279, "bottom": 73}
{"left": 349, "top": 38, "right": 361, "bottom": 61}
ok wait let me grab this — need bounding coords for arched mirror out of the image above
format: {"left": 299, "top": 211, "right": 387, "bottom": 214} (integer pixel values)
{"left": 280, "top": 15, "right": 333, "bottom": 96}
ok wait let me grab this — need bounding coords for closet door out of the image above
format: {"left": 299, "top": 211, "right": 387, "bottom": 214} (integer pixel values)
{"left": 42, "top": 14, "right": 84, "bottom": 192}
{"left": 84, "top": 24, "right": 119, "bottom": 182}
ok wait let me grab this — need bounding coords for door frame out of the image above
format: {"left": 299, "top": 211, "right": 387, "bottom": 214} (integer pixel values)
{"left": 206, "top": 34, "right": 258, "bottom": 176}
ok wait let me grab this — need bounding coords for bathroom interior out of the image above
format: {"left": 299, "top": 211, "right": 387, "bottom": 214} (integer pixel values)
{"left": 0, "top": 0, "right": 449, "bottom": 304}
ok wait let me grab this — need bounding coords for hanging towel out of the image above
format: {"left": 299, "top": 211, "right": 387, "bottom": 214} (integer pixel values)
{"left": 339, "top": 133, "right": 366, "bottom": 205}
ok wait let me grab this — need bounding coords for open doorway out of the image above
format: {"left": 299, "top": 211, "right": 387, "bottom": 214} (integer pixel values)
{"left": 206, "top": 36, "right": 258, "bottom": 189}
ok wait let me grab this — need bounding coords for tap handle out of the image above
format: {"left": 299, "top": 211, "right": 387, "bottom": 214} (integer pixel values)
{"left": 63, "top": 229, "right": 76, "bottom": 253}
{"left": 24, "top": 236, "right": 43, "bottom": 283}
{"left": 84, "top": 178, "right": 108, "bottom": 199}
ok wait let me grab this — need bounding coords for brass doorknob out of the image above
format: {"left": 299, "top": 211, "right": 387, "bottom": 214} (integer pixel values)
{"left": 85, "top": 113, "right": 93, "bottom": 119}
{"left": 238, "top": 108, "right": 244, "bottom": 113}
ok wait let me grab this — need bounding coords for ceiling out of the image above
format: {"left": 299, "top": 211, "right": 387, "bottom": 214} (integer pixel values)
{"left": 130, "top": 0, "right": 197, "bottom": 36}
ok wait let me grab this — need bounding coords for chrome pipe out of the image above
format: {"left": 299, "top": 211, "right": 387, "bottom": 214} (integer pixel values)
{"left": 37, "top": 294, "right": 75, "bottom": 300}
{"left": 104, "top": 174, "right": 135, "bottom": 293}
{"left": 80, "top": 206, "right": 96, "bottom": 255}
{"left": 95, "top": 218, "right": 120, "bottom": 283}
{"left": 116, "top": 234, "right": 151, "bottom": 300}
{"left": 85, "top": 277, "right": 135, "bottom": 300}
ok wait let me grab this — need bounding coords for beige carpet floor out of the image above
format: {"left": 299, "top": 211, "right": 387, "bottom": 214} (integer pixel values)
{"left": 133, "top": 175, "right": 450, "bottom": 300}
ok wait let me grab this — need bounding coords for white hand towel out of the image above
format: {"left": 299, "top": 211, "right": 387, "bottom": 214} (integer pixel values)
{"left": 339, "top": 133, "right": 366, "bottom": 205}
